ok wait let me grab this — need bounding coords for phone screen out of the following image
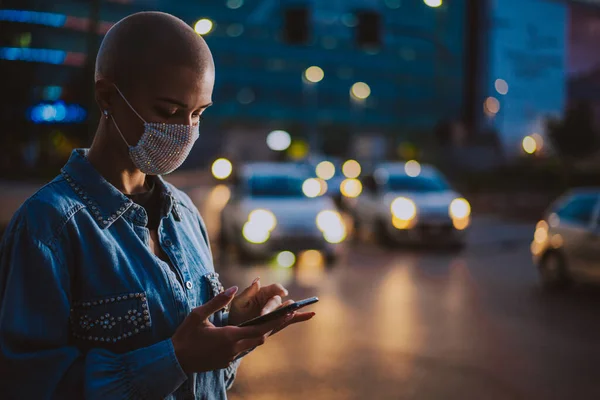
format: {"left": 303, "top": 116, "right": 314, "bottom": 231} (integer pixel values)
{"left": 237, "top": 296, "right": 319, "bottom": 327}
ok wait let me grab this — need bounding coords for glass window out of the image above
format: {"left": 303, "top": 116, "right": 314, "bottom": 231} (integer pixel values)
{"left": 386, "top": 175, "right": 449, "bottom": 193}
{"left": 555, "top": 194, "right": 598, "bottom": 224}
{"left": 246, "top": 175, "right": 305, "bottom": 198}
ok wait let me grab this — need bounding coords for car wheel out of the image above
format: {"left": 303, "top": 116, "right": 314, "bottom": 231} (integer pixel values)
{"left": 352, "top": 217, "right": 362, "bottom": 243}
{"left": 449, "top": 240, "right": 466, "bottom": 252}
{"left": 539, "top": 251, "right": 570, "bottom": 290}
{"left": 324, "top": 253, "right": 338, "bottom": 268}
{"left": 375, "top": 219, "right": 395, "bottom": 248}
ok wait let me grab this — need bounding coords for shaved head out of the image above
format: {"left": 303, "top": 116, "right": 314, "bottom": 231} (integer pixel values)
{"left": 95, "top": 12, "right": 214, "bottom": 90}
{"left": 91, "top": 12, "right": 215, "bottom": 171}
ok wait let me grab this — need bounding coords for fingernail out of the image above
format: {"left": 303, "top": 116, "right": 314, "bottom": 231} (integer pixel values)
{"left": 284, "top": 313, "right": 295, "bottom": 321}
{"left": 224, "top": 286, "right": 238, "bottom": 296}
{"left": 252, "top": 277, "right": 260, "bottom": 285}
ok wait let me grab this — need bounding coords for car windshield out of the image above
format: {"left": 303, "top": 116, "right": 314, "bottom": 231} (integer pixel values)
{"left": 247, "top": 175, "right": 306, "bottom": 198}
{"left": 387, "top": 175, "right": 449, "bottom": 193}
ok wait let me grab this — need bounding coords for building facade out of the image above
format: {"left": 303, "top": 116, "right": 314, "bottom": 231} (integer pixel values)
{"left": 0, "top": 0, "right": 468, "bottom": 172}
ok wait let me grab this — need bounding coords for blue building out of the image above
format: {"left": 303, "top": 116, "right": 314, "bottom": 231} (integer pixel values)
{"left": 0, "top": 0, "right": 468, "bottom": 171}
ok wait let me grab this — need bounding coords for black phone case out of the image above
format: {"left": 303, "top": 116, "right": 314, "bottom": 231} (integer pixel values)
{"left": 237, "top": 297, "right": 318, "bottom": 327}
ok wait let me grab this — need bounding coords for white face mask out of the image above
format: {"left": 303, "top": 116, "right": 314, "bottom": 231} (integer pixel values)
{"left": 109, "top": 85, "right": 200, "bottom": 175}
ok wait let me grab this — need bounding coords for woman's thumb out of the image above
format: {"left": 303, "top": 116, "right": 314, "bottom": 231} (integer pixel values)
{"left": 195, "top": 286, "right": 238, "bottom": 320}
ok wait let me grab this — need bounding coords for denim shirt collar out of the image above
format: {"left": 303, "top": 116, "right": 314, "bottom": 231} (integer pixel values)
{"left": 61, "top": 149, "right": 179, "bottom": 229}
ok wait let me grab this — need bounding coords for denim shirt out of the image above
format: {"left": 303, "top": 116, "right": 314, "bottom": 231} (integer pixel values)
{"left": 0, "top": 149, "right": 240, "bottom": 400}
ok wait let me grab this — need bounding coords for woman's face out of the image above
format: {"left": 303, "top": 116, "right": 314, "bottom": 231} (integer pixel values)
{"left": 107, "top": 63, "right": 215, "bottom": 148}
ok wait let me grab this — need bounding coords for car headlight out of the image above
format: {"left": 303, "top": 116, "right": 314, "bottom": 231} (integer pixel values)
{"left": 449, "top": 198, "right": 471, "bottom": 219}
{"left": 316, "top": 210, "right": 347, "bottom": 244}
{"left": 242, "top": 221, "right": 270, "bottom": 244}
{"left": 242, "top": 209, "right": 276, "bottom": 244}
{"left": 248, "top": 209, "right": 277, "bottom": 231}
{"left": 390, "top": 197, "right": 417, "bottom": 220}
{"left": 534, "top": 220, "right": 548, "bottom": 244}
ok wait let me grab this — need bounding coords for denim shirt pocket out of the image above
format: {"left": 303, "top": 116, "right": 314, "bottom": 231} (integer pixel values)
{"left": 70, "top": 291, "right": 153, "bottom": 347}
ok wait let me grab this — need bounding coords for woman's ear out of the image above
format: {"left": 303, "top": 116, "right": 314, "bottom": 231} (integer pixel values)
{"left": 95, "top": 78, "right": 115, "bottom": 114}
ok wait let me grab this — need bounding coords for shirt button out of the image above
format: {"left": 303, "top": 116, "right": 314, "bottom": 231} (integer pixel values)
{"left": 185, "top": 281, "right": 193, "bottom": 290}
{"left": 164, "top": 239, "right": 172, "bottom": 247}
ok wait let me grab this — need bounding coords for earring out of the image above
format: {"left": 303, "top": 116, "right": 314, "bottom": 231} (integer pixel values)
{"left": 103, "top": 110, "right": 109, "bottom": 119}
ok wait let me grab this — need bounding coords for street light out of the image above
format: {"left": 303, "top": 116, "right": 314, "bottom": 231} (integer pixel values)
{"left": 303, "top": 67, "right": 324, "bottom": 153}
{"left": 351, "top": 82, "right": 371, "bottom": 100}
{"left": 304, "top": 66, "right": 324, "bottom": 83}
{"left": 424, "top": 0, "right": 443, "bottom": 7}
{"left": 194, "top": 19, "right": 213, "bottom": 35}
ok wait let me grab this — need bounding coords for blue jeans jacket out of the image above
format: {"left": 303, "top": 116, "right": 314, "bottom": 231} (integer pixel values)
{"left": 0, "top": 149, "right": 239, "bottom": 399}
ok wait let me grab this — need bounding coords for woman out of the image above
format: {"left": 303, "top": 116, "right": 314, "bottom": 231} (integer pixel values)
{"left": 0, "top": 12, "right": 314, "bottom": 399}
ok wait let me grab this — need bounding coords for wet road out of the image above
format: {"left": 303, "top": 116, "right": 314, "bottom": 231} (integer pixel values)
{"left": 190, "top": 187, "right": 600, "bottom": 400}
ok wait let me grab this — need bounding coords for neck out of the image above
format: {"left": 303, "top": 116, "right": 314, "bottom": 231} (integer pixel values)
{"left": 87, "top": 119, "right": 148, "bottom": 195}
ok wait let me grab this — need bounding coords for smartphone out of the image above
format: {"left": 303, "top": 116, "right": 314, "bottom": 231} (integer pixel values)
{"left": 237, "top": 296, "right": 319, "bottom": 327}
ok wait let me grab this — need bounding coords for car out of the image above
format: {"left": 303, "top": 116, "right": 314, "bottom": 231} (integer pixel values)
{"left": 348, "top": 162, "right": 471, "bottom": 247}
{"left": 219, "top": 162, "right": 347, "bottom": 266}
{"left": 531, "top": 189, "right": 600, "bottom": 289}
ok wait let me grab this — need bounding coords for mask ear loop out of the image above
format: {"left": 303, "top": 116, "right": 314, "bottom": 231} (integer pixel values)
{"left": 113, "top": 85, "right": 148, "bottom": 124}
{"left": 108, "top": 112, "right": 132, "bottom": 148}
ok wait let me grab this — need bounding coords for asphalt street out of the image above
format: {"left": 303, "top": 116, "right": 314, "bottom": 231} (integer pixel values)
{"left": 189, "top": 186, "right": 600, "bottom": 400}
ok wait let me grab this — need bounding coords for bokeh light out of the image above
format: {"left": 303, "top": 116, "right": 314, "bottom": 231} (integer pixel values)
{"left": 226, "top": 23, "right": 244, "bottom": 37}
{"left": 194, "top": 19, "right": 213, "bottom": 35}
{"left": 288, "top": 141, "right": 309, "bottom": 160}
{"left": 424, "top": 0, "right": 443, "bottom": 7}
{"left": 385, "top": 0, "right": 402, "bottom": 9}
{"left": 317, "top": 179, "right": 329, "bottom": 196}
{"left": 316, "top": 211, "right": 347, "bottom": 244}
{"left": 248, "top": 209, "right": 277, "bottom": 231}
{"left": 449, "top": 198, "right": 471, "bottom": 219}
{"left": 237, "top": 87, "right": 255, "bottom": 104}
{"left": 242, "top": 221, "right": 270, "bottom": 244}
{"left": 531, "top": 133, "right": 544, "bottom": 151}
{"left": 534, "top": 220, "right": 549, "bottom": 243}
{"left": 211, "top": 158, "right": 233, "bottom": 180}
{"left": 522, "top": 136, "right": 537, "bottom": 154}
{"left": 298, "top": 250, "right": 324, "bottom": 268}
{"left": 226, "top": 0, "right": 244, "bottom": 9}
{"left": 351, "top": 82, "right": 371, "bottom": 100}
{"left": 404, "top": 160, "right": 421, "bottom": 177}
{"left": 391, "top": 197, "right": 417, "bottom": 220}
{"left": 484, "top": 96, "right": 500, "bottom": 115}
{"left": 453, "top": 217, "right": 470, "bottom": 231}
{"left": 266, "top": 130, "right": 291, "bottom": 151}
{"left": 304, "top": 66, "right": 324, "bottom": 83}
{"left": 392, "top": 216, "right": 413, "bottom": 230}
{"left": 342, "top": 160, "right": 361, "bottom": 179}
{"left": 340, "top": 178, "right": 363, "bottom": 198}
{"left": 316, "top": 161, "right": 335, "bottom": 180}
{"left": 495, "top": 79, "right": 509, "bottom": 95}
{"left": 276, "top": 251, "right": 296, "bottom": 268}
{"left": 303, "top": 178, "right": 321, "bottom": 198}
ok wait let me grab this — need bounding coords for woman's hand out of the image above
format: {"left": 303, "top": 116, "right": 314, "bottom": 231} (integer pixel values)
{"left": 227, "top": 278, "right": 315, "bottom": 333}
{"left": 171, "top": 286, "right": 294, "bottom": 374}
